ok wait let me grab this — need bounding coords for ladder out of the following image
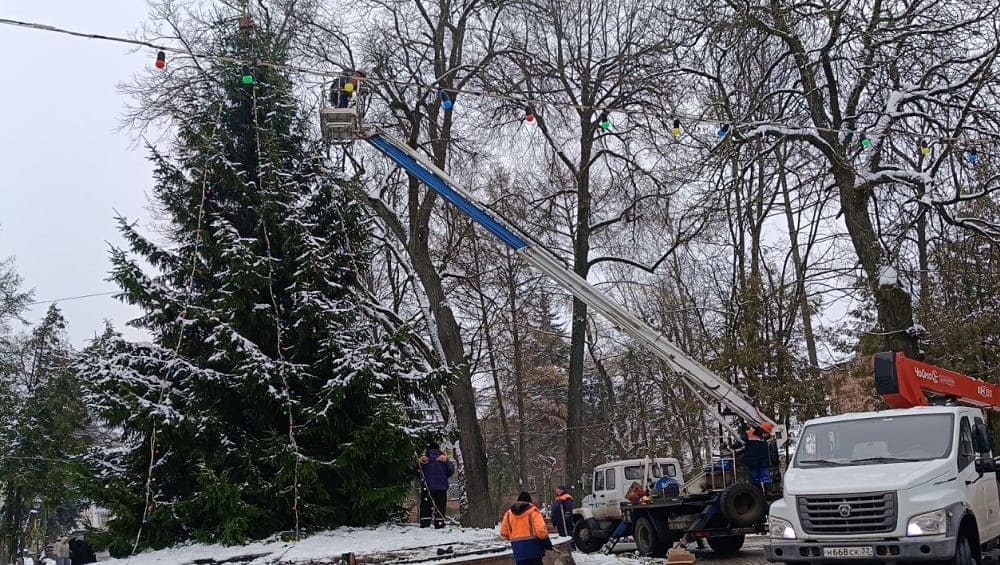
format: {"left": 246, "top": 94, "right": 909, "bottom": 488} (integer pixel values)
{"left": 360, "top": 129, "right": 785, "bottom": 446}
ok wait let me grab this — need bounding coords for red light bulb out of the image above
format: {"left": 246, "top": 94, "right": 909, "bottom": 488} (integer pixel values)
{"left": 155, "top": 51, "right": 166, "bottom": 69}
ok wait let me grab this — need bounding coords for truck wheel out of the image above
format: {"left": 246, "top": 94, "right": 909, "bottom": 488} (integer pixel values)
{"left": 572, "top": 520, "right": 606, "bottom": 554}
{"left": 720, "top": 483, "right": 766, "bottom": 527}
{"left": 952, "top": 535, "right": 974, "bottom": 565}
{"left": 707, "top": 534, "right": 745, "bottom": 555}
{"left": 634, "top": 516, "right": 668, "bottom": 557}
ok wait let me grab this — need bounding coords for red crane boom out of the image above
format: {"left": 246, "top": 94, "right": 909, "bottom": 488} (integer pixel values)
{"left": 873, "top": 351, "right": 1000, "bottom": 410}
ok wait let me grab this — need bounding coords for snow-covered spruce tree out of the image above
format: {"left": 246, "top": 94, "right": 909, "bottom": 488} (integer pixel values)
{"left": 0, "top": 304, "right": 91, "bottom": 563}
{"left": 77, "top": 20, "right": 440, "bottom": 553}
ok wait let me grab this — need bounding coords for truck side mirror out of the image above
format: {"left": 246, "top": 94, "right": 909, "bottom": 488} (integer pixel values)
{"left": 973, "top": 422, "right": 991, "bottom": 453}
{"left": 975, "top": 457, "right": 998, "bottom": 475}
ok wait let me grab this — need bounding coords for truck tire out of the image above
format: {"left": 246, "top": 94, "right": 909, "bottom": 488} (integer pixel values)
{"left": 707, "top": 534, "right": 745, "bottom": 555}
{"left": 719, "top": 483, "right": 766, "bottom": 527}
{"left": 951, "top": 535, "right": 974, "bottom": 565}
{"left": 572, "top": 520, "right": 606, "bottom": 554}
{"left": 634, "top": 516, "right": 669, "bottom": 557}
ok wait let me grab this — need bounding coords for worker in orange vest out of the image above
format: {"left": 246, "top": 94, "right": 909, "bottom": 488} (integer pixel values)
{"left": 550, "top": 485, "right": 575, "bottom": 537}
{"left": 500, "top": 491, "right": 551, "bottom": 565}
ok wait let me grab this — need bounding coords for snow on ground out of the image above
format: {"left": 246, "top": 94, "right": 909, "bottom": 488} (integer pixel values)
{"left": 100, "top": 524, "right": 571, "bottom": 564}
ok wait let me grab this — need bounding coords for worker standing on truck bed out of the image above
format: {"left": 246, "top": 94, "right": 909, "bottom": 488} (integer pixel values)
{"left": 550, "top": 485, "right": 575, "bottom": 538}
{"left": 501, "top": 492, "right": 551, "bottom": 565}
{"left": 741, "top": 422, "right": 774, "bottom": 490}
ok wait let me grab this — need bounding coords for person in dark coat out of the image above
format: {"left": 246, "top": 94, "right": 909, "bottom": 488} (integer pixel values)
{"left": 417, "top": 442, "right": 455, "bottom": 528}
{"left": 550, "top": 485, "right": 575, "bottom": 537}
{"left": 741, "top": 422, "right": 774, "bottom": 488}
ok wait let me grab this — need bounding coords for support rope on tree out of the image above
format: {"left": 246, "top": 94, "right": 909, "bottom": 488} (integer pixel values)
{"left": 131, "top": 100, "right": 225, "bottom": 557}
{"left": 251, "top": 75, "right": 303, "bottom": 542}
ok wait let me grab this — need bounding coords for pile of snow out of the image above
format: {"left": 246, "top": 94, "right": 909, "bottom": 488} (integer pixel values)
{"left": 102, "top": 524, "right": 509, "bottom": 565}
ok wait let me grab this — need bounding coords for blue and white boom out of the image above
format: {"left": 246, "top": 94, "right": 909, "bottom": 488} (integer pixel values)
{"left": 353, "top": 124, "right": 783, "bottom": 446}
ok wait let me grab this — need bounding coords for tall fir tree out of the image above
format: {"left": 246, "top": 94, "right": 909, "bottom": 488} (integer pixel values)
{"left": 0, "top": 304, "right": 90, "bottom": 563}
{"left": 77, "top": 14, "right": 439, "bottom": 554}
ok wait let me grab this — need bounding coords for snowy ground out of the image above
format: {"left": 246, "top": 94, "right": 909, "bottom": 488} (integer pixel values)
{"left": 97, "top": 525, "right": 770, "bottom": 565}
{"left": 99, "top": 524, "right": 575, "bottom": 564}
{"left": 574, "top": 536, "right": 769, "bottom": 565}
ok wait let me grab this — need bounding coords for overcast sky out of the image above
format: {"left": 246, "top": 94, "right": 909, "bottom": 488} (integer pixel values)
{"left": 1, "top": 2, "right": 154, "bottom": 346}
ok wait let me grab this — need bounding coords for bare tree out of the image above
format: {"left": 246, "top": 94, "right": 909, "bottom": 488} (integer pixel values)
{"left": 675, "top": 0, "right": 1000, "bottom": 357}
{"left": 484, "top": 0, "right": 695, "bottom": 488}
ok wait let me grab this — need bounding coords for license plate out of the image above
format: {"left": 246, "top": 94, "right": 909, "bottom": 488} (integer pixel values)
{"left": 822, "top": 547, "right": 874, "bottom": 558}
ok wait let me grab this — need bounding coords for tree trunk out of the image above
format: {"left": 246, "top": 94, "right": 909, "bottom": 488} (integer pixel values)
{"left": 408, "top": 179, "right": 493, "bottom": 527}
{"left": 836, "top": 171, "right": 919, "bottom": 357}
{"left": 507, "top": 270, "right": 529, "bottom": 488}
{"left": 566, "top": 149, "right": 593, "bottom": 493}
{"left": 778, "top": 156, "right": 820, "bottom": 374}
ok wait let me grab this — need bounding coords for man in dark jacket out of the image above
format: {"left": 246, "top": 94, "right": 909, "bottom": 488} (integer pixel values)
{"left": 740, "top": 422, "right": 774, "bottom": 489}
{"left": 550, "top": 485, "right": 575, "bottom": 537}
{"left": 417, "top": 443, "right": 455, "bottom": 528}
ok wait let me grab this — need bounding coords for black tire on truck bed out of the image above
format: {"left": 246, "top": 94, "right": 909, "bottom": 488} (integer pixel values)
{"left": 719, "top": 482, "right": 767, "bottom": 527}
{"left": 634, "top": 516, "right": 669, "bottom": 557}
{"left": 707, "top": 534, "right": 745, "bottom": 555}
{"left": 572, "top": 519, "right": 607, "bottom": 554}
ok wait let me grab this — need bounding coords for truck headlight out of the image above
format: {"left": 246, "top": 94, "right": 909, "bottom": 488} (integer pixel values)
{"left": 907, "top": 509, "right": 947, "bottom": 536}
{"left": 769, "top": 517, "right": 796, "bottom": 540}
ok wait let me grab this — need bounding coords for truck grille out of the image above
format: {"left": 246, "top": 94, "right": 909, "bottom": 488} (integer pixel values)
{"left": 797, "top": 492, "right": 896, "bottom": 535}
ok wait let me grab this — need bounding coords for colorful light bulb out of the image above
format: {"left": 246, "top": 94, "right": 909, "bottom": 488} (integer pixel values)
{"left": 860, "top": 135, "right": 871, "bottom": 148}
{"left": 599, "top": 113, "right": 611, "bottom": 130}
{"left": 155, "top": 51, "right": 166, "bottom": 69}
{"left": 717, "top": 124, "right": 729, "bottom": 138}
{"left": 968, "top": 149, "right": 979, "bottom": 163}
{"left": 241, "top": 66, "right": 254, "bottom": 84}
{"left": 920, "top": 140, "right": 930, "bottom": 155}
{"left": 438, "top": 89, "right": 452, "bottom": 110}
{"left": 671, "top": 118, "right": 681, "bottom": 137}
{"left": 525, "top": 106, "right": 535, "bottom": 122}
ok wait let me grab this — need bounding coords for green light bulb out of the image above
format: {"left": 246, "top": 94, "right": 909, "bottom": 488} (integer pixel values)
{"left": 860, "top": 137, "right": 871, "bottom": 148}
{"left": 242, "top": 74, "right": 254, "bottom": 84}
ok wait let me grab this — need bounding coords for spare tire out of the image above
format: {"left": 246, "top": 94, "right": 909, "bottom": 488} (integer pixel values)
{"left": 719, "top": 483, "right": 766, "bottom": 527}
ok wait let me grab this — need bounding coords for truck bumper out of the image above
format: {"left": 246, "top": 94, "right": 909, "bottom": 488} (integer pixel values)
{"left": 766, "top": 537, "right": 956, "bottom": 562}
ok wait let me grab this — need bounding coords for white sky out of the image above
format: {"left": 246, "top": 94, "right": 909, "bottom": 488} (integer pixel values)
{"left": 1, "top": 2, "right": 153, "bottom": 346}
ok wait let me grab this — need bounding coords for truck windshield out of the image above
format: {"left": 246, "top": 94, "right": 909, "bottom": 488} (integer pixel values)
{"left": 793, "top": 413, "right": 954, "bottom": 468}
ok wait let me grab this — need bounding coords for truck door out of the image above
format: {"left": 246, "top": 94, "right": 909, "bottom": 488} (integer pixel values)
{"left": 974, "top": 416, "right": 1000, "bottom": 542}
{"left": 598, "top": 466, "right": 622, "bottom": 519}
{"left": 592, "top": 468, "right": 609, "bottom": 519}
{"left": 959, "top": 415, "right": 999, "bottom": 543}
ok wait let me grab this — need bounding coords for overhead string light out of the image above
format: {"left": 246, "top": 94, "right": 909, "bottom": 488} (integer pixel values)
{"left": 598, "top": 112, "right": 611, "bottom": 130}
{"left": 155, "top": 50, "right": 166, "bottom": 69}
{"left": 671, "top": 118, "right": 682, "bottom": 137}
{"left": 241, "top": 65, "right": 254, "bottom": 84}
{"left": 3, "top": 15, "right": 997, "bottom": 150}
{"left": 439, "top": 89, "right": 453, "bottom": 110}
{"left": 525, "top": 105, "right": 535, "bottom": 123}
{"left": 860, "top": 133, "right": 872, "bottom": 148}
{"left": 968, "top": 149, "right": 979, "bottom": 163}
{"left": 920, "top": 140, "right": 931, "bottom": 155}
{"left": 717, "top": 124, "right": 729, "bottom": 138}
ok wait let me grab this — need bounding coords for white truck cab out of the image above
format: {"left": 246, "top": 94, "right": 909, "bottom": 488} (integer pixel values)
{"left": 577, "top": 458, "right": 684, "bottom": 521}
{"left": 767, "top": 405, "right": 1000, "bottom": 564}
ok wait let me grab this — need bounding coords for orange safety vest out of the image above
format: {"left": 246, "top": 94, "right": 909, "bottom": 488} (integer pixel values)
{"left": 500, "top": 504, "right": 547, "bottom": 541}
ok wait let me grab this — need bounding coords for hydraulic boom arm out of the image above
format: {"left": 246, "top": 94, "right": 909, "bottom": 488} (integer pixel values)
{"left": 363, "top": 130, "right": 785, "bottom": 445}
{"left": 874, "top": 351, "right": 1000, "bottom": 410}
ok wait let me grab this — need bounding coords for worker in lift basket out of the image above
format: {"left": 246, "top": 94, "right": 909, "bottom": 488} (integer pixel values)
{"left": 330, "top": 69, "right": 366, "bottom": 108}
{"left": 741, "top": 421, "right": 774, "bottom": 490}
